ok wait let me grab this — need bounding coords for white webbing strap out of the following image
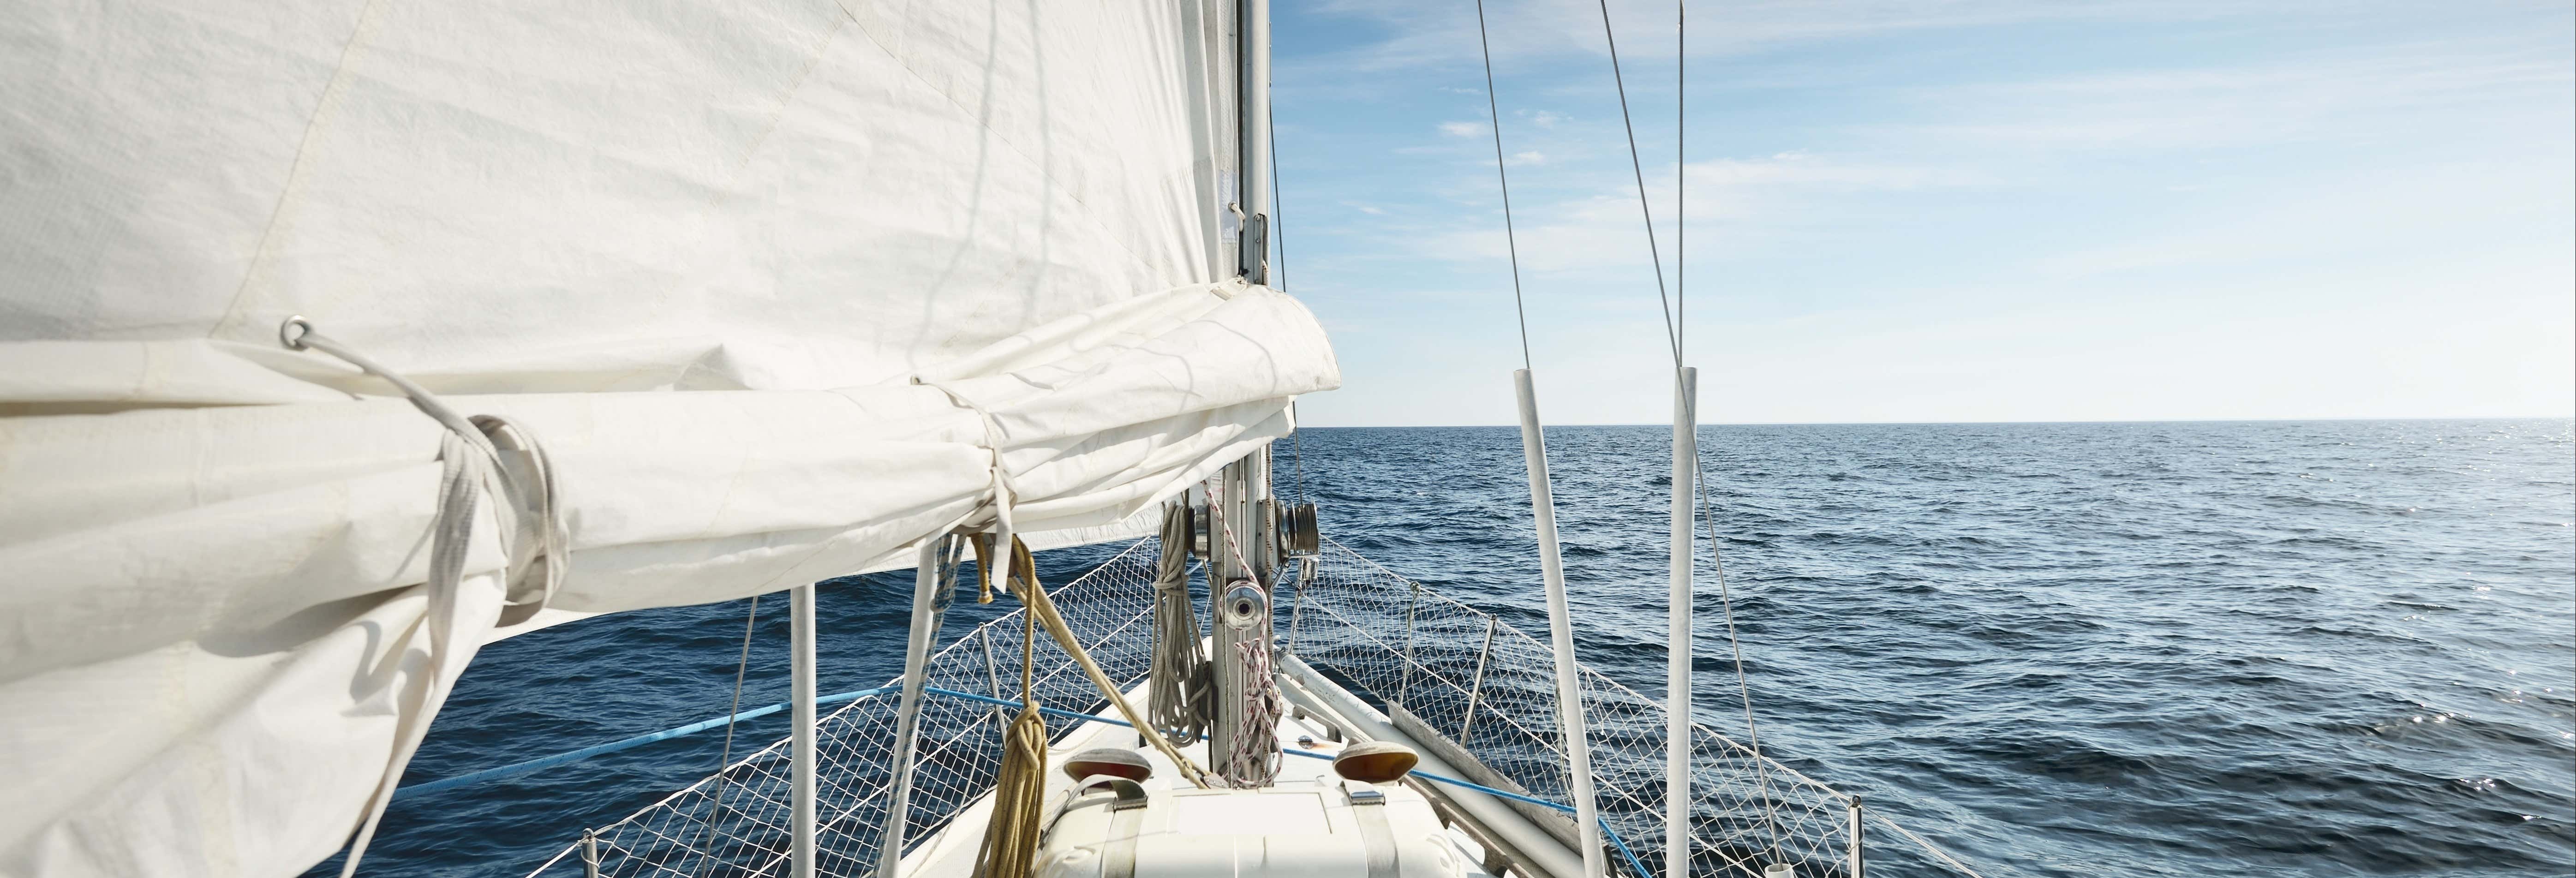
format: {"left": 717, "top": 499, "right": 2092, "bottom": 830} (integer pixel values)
{"left": 1345, "top": 784, "right": 1401, "bottom": 878}
{"left": 1092, "top": 777, "right": 1150, "bottom": 878}
{"left": 279, "top": 317, "right": 567, "bottom": 876}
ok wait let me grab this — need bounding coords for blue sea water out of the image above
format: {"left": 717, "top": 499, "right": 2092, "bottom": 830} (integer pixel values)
{"left": 315, "top": 418, "right": 2575, "bottom": 878}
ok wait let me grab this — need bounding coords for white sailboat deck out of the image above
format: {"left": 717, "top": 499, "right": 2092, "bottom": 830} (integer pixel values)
{"left": 896, "top": 683, "right": 1500, "bottom": 878}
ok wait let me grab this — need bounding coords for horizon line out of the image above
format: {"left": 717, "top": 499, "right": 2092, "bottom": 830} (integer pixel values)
{"left": 1294, "top": 414, "right": 2576, "bottom": 430}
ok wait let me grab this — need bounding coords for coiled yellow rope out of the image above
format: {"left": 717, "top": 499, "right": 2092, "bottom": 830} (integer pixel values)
{"left": 973, "top": 541, "right": 1047, "bottom": 878}
{"left": 971, "top": 535, "right": 1215, "bottom": 876}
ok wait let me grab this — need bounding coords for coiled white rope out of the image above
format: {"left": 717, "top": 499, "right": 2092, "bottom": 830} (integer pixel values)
{"left": 1147, "top": 504, "right": 1213, "bottom": 746}
{"left": 277, "top": 317, "right": 566, "bottom": 877}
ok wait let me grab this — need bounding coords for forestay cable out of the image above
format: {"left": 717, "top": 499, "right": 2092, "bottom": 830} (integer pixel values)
{"left": 1471, "top": 0, "right": 1533, "bottom": 370}
{"left": 1593, "top": 0, "right": 1682, "bottom": 367}
{"left": 1269, "top": 102, "right": 1289, "bottom": 295}
{"left": 1588, "top": 0, "right": 1791, "bottom": 866}
{"left": 1477, "top": 5, "right": 1607, "bottom": 874}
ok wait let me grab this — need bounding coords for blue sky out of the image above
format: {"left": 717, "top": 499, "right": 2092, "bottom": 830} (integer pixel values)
{"left": 1265, "top": 0, "right": 2575, "bottom": 426}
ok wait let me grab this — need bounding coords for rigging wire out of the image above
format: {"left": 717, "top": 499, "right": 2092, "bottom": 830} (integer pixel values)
{"left": 1588, "top": 0, "right": 1785, "bottom": 862}
{"left": 1470, "top": 0, "right": 1533, "bottom": 371}
{"left": 1659, "top": 0, "right": 1782, "bottom": 860}
{"left": 1695, "top": 424, "right": 1782, "bottom": 863}
{"left": 1268, "top": 107, "right": 1310, "bottom": 505}
{"left": 1594, "top": 0, "right": 1682, "bottom": 368}
{"left": 1288, "top": 402, "right": 1310, "bottom": 505}
{"left": 1268, "top": 103, "right": 1288, "bottom": 295}
{"left": 687, "top": 594, "right": 760, "bottom": 875}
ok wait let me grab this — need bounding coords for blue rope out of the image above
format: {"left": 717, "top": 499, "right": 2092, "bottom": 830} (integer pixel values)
{"left": 395, "top": 687, "right": 1657, "bottom": 876}
{"left": 920, "top": 686, "right": 1154, "bottom": 729}
{"left": 392, "top": 686, "right": 892, "bottom": 799}
{"left": 1600, "top": 811, "right": 1656, "bottom": 878}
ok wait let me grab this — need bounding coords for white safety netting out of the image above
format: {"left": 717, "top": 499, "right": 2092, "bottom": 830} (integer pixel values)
{"left": 527, "top": 539, "right": 1165, "bottom": 877}
{"left": 530, "top": 536, "right": 1993, "bottom": 878}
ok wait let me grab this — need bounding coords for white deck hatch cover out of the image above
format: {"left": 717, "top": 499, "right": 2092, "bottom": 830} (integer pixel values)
{"left": 1038, "top": 782, "right": 1460, "bottom": 878}
{"left": 1170, "top": 790, "right": 1334, "bottom": 836}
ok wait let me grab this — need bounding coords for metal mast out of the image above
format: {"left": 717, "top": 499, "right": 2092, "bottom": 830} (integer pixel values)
{"left": 1207, "top": 0, "right": 1278, "bottom": 783}
{"left": 1237, "top": 0, "right": 1271, "bottom": 284}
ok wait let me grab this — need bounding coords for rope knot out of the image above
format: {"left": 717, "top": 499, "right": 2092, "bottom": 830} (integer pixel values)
{"left": 916, "top": 376, "right": 1023, "bottom": 592}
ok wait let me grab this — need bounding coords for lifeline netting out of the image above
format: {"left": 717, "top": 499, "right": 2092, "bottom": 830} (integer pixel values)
{"left": 528, "top": 536, "right": 1987, "bottom": 878}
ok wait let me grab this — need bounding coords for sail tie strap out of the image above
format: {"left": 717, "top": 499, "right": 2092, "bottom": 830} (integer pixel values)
{"left": 1096, "top": 777, "right": 1150, "bottom": 878}
{"left": 913, "top": 380, "right": 1212, "bottom": 781}
{"left": 1346, "top": 786, "right": 1401, "bottom": 878}
{"left": 914, "top": 377, "right": 1022, "bottom": 602}
{"left": 277, "top": 317, "right": 567, "bottom": 877}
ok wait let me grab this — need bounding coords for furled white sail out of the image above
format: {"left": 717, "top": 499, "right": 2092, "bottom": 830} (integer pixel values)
{"left": 0, "top": 0, "right": 1333, "bottom": 875}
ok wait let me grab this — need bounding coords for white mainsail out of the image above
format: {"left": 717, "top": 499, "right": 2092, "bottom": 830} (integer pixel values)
{"left": 0, "top": 1, "right": 1334, "bottom": 875}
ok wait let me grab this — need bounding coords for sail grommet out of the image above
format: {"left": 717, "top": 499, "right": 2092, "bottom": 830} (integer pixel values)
{"left": 278, "top": 315, "right": 315, "bottom": 350}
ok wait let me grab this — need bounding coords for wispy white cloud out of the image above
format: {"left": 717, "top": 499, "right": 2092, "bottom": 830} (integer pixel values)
{"left": 1685, "top": 151, "right": 1984, "bottom": 190}
{"left": 1876, "top": 44, "right": 2572, "bottom": 150}
{"left": 2027, "top": 158, "right": 2566, "bottom": 279}
{"left": 1416, "top": 152, "right": 1987, "bottom": 271}
{"left": 1292, "top": 0, "right": 2277, "bottom": 77}
{"left": 1276, "top": 0, "right": 2576, "bottom": 425}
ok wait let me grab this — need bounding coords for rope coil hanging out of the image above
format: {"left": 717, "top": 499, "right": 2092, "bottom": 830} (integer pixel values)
{"left": 916, "top": 376, "right": 1207, "bottom": 782}
{"left": 1147, "top": 503, "right": 1213, "bottom": 746}
{"left": 928, "top": 373, "right": 1217, "bottom": 873}
{"left": 973, "top": 539, "right": 1049, "bottom": 878}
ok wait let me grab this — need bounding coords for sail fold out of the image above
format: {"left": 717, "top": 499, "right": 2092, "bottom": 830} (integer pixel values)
{"left": 0, "top": 0, "right": 1322, "bottom": 875}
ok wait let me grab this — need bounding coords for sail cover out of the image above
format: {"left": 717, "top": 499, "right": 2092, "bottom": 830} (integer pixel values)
{"left": 0, "top": 0, "right": 1334, "bottom": 875}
